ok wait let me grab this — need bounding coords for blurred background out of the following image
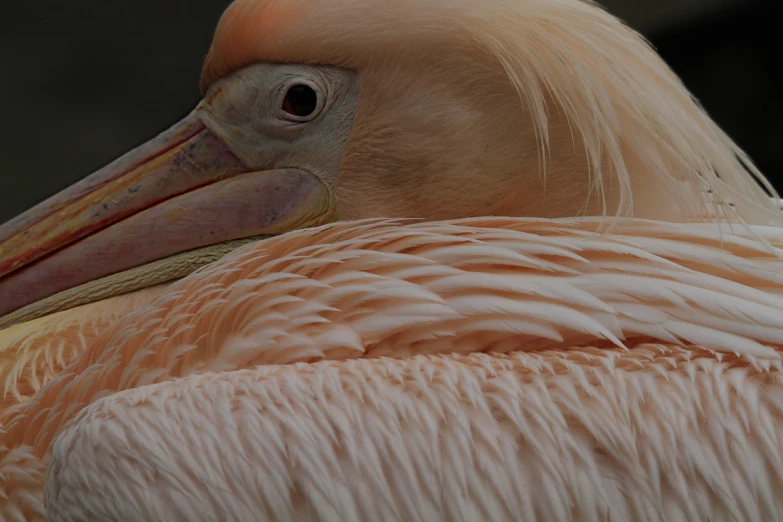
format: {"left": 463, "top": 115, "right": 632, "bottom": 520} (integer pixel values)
{"left": 0, "top": 0, "right": 778, "bottom": 222}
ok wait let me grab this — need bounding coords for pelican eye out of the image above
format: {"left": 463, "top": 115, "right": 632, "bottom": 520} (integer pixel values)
{"left": 281, "top": 83, "right": 320, "bottom": 120}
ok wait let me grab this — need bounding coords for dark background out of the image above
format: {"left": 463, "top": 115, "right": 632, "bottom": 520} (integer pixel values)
{"left": 0, "top": 0, "right": 779, "bottom": 222}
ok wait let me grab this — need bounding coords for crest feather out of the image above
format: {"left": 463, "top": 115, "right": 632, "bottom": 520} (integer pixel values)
{"left": 201, "top": 0, "right": 782, "bottom": 226}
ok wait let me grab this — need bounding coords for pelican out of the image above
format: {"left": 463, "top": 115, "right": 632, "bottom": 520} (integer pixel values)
{"left": 1, "top": 0, "right": 783, "bottom": 520}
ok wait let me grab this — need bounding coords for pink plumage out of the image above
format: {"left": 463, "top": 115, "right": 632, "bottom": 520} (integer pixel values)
{"left": 1, "top": 0, "right": 782, "bottom": 520}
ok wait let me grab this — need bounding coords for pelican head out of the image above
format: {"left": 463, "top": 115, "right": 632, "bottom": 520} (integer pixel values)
{"left": 0, "top": 0, "right": 780, "bottom": 325}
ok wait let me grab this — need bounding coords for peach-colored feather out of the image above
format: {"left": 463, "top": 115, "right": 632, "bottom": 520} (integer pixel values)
{"left": 2, "top": 0, "right": 783, "bottom": 520}
{"left": 2, "top": 218, "right": 783, "bottom": 520}
{"left": 0, "top": 286, "right": 167, "bottom": 413}
{"left": 46, "top": 348, "right": 783, "bottom": 521}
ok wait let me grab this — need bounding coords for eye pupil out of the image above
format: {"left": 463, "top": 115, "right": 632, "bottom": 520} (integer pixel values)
{"left": 282, "top": 84, "right": 318, "bottom": 118}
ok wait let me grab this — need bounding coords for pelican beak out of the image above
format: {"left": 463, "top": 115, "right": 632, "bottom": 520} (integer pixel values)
{"left": 0, "top": 111, "right": 334, "bottom": 324}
